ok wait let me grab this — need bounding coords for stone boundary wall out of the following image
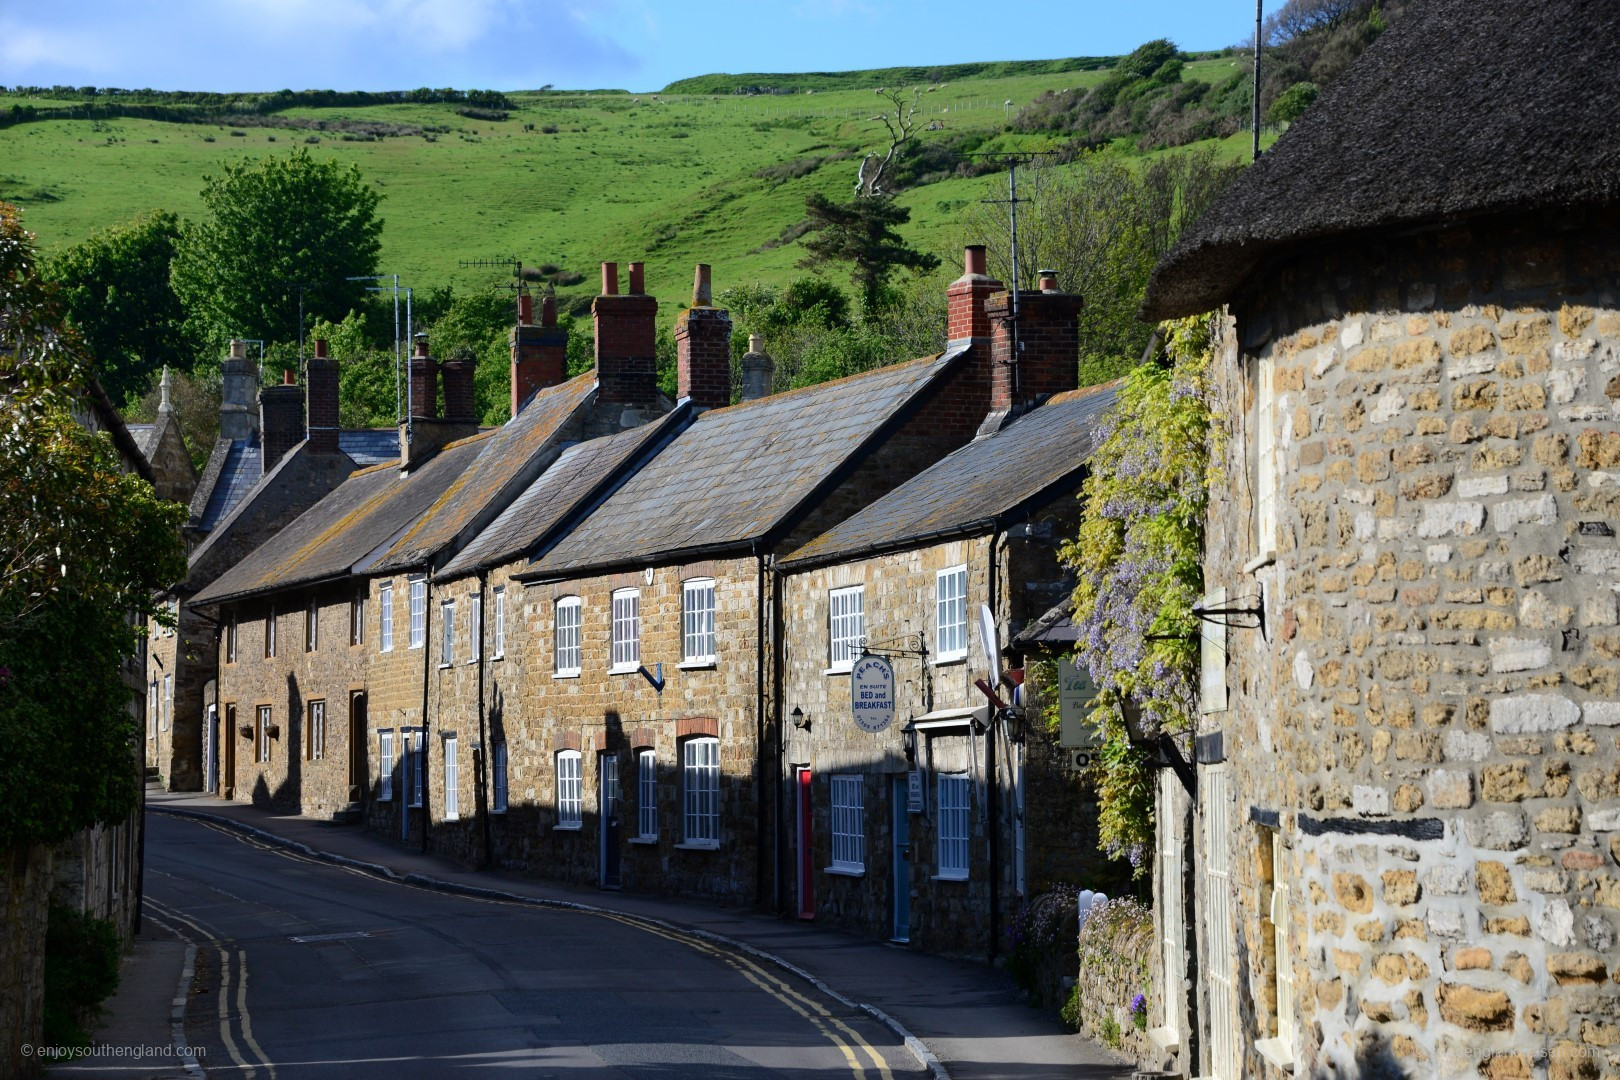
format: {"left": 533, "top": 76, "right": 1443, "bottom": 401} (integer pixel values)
{"left": 1071, "top": 897, "right": 1155, "bottom": 1069}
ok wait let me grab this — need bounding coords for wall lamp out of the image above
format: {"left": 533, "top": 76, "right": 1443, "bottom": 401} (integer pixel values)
{"left": 791, "top": 706, "right": 809, "bottom": 733}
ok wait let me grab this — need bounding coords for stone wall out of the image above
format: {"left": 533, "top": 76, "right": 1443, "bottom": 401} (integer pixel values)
{"left": 1072, "top": 896, "right": 1155, "bottom": 1068}
{"left": 1202, "top": 208, "right": 1620, "bottom": 1079}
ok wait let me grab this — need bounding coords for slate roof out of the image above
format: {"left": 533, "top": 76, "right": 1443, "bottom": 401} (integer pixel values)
{"left": 190, "top": 436, "right": 489, "bottom": 607}
{"left": 339, "top": 430, "right": 398, "bottom": 467}
{"left": 1013, "top": 599, "right": 1080, "bottom": 648}
{"left": 439, "top": 406, "right": 688, "bottom": 581}
{"left": 524, "top": 348, "right": 965, "bottom": 578}
{"left": 127, "top": 423, "right": 158, "bottom": 458}
{"left": 780, "top": 382, "right": 1118, "bottom": 568}
{"left": 192, "top": 439, "right": 263, "bottom": 533}
{"left": 369, "top": 374, "right": 595, "bottom": 573}
{"left": 1142, "top": 0, "right": 1620, "bottom": 321}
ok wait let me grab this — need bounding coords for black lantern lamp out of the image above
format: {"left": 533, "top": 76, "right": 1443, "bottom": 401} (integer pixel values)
{"left": 790, "top": 706, "right": 809, "bottom": 733}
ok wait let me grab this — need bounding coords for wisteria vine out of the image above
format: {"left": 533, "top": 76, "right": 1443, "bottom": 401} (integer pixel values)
{"left": 1059, "top": 315, "right": 1218, "bottom": 874}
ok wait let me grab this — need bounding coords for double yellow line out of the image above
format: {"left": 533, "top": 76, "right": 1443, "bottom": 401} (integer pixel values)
{"left": 144, "top": 897, "right": 277, "bottom": 1079}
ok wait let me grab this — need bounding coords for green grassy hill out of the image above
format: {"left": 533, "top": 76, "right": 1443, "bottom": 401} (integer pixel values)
{"left": 0, "top": 54, "right": 1249, "bottom": 307}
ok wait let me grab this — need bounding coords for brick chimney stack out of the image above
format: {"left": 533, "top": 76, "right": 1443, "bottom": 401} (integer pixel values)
{"left": 408, "top": 335, "right": 438, "bottom": 422}
{"left": 440, "top": 349, "right": 477, "bottom": 424}
{"left": 306, "top": 338, "right": 341, "bottom": 454}
{"left": 259, "top": 369, "right": 303, "bottom": 475}
{"left": 593, "top": 259, "right": 659, "bottom": 408}
{"left": 947, "top": 245, "right": 1002, "bottom": 345}
{"left": 675, "top": 263, "right": 732, "bottom": 411}
{"left": 220, "top": 339, "right": 260, "bottom": 442}
{"left": 740, "top": 334, "right": 774, "bottom": 402}
{"left": 510, "top": 291, "right": 568, "bottom": 417}
{"left": 986, "top": 270, "right": 1083, "bottom": 417}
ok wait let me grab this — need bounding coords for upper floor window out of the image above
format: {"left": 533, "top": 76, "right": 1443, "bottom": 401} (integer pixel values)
{"left": 440, "top": 598, "right": 455, "bottom": 666}
{"left": 350, "top": 593, "right": 365, "bottom": 647}
{"left": 264, "top": 608, "right": 277, "bottom": 659}
{"left": 555, "top": 597, "right": 582, "bottom": 676}
{"left": 935, "top": 566, "right": 968, "bottom": 662}
{"left": 611, "top": 588, "right": 641, "bottom": 671}
{"left": 682, "top": 579, "right": 716, "bottom": 664}
{"left": 469, "top": 592, "right": 482, "bottom": 663}
{"left": 1255, "top": 354, "right": 1278, "bottom": 559}
{"left": 306, "top": 599, "right": 318, "bottom": 653}
{"left": 829, "top": 585, "right": 865, "bottom": 671}
{"left": 378, "top": 582, "right": 394, "bottom": 653}
{"left": 408, "top": 575, "right": 427, "bottom": 649}
{"left": 492, "top": 587, "right": 506, "bottom": 659}
{"left": 226, "top": 616, "right": 237, "bottom": 664}
{"left": 556, "top": 750, "right": 582, "bottom": 829}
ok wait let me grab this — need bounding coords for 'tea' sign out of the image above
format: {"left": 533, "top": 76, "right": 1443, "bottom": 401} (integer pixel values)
{"left": 850, "top": 655, "right": 896, "bottom": 733}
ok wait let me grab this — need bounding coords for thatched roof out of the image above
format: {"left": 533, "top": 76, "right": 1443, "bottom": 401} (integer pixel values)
{"left": 1143, "top": 0, "right": 1620, "bottom": 321}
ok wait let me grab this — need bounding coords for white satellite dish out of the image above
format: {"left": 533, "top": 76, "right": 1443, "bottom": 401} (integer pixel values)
{"left": 977, "top": 603, "right": 1001, "bottom": 682}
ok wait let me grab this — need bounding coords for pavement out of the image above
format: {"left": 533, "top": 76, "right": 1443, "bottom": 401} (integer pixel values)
{"left": 86, "top": 783, "right": 1133, "bottom": 1079}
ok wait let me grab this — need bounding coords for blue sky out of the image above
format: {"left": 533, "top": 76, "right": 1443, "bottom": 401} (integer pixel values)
{"left": 2, "top": 1, "right": 1283, "bottom": 94}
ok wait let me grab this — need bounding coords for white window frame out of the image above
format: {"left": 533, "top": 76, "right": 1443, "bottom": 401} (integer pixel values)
{"left": 264, "top": 608, "right": 276, "bottom": 659}
{"left": 1202, "top": 765, "right": 1239, "bottom": 1080}
{"left": 256, "top": 705, "right": 272, "bottom": 764}
{"left": 378, "top": 729, "right": 395, "bottom": 801}
{"left": 682, "top": 737, "right": 720, "bottom": 848}
{"left": 937, "top": 773, "right": 970, "bottom": 879}
{"left": 408, "top": 575, "right": 427, "bottom": 649}
{"left": 307, "top": 699, "right": 325, "bottom": 761}
{"left": 555, "top": 597, "right": 582, "bottom": 676}
{"left": 682, "top": 578, "right": 716, "bottom": 664}
{"left": 637, "top": 749, "right": 658, "bottom": 840}
{"left": 1152, "top": 769, "right": 1186, "bottom": 1052}
{"left": 351, "top": 593, "right": 365, "bottom": 647}
{"left": 378, "top": 582, "right": 394, "bottom": 653}
{"left": 611, "top": 588, "right": 641, "bottom": 672}
{"left": 935, "top": 566, "right": 968, "bottom": 662}
{"left": 828, "top": 585, "right": 865, "bottom": 672}
{"left": 148, "top": 682, "right": 157, "bottom": 738}
{"left": 1257, "top": 830, "right": 1297, "bottom": 1069}
{"left": 492, "top": 586, "right": 506, "bottom": 659}
{"left": 443, "top": 734, "right": 459, "bottom": 821}
{"left": 306, "top": 599, "right": 318, "bottom": 653}
{"left": 556, "top": 749, "right": 582, "bottom": 829}
{"left": 491, "top": 742, "right": 508, "bottom": 813}
{"left": 469, "top": 592, "right": 482, "bottom": 663}
{"left": 162, "top": 674, "right": 172, "bottom": 732}
{"left": 226, "top": 616, "right": 237, "bottom": 664}
{"left": 829, "top": 775, "right": 865, "bottom": 873}
{"left": 440, "top": 598, "right": 455, "bottom": 666}
{"left": 1255, "top": 353, "right": 1278, "bottom": 560}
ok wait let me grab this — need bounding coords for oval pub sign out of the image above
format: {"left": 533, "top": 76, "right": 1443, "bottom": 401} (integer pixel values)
{"left": 851, "top": 655, "right": 896, "bottom": 733}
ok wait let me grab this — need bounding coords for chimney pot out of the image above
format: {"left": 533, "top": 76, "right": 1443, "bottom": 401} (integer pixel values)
{"left": 541, "top": 293, "right": 557, "bottom": 326}
{"left": 964, "top": 244, "right": 987, "bottom": 277}
{"left": 283, "top": 369, "right": 296, "bottom": 386}
{"left": 748, "top": 333, "right": 765, "bottom": 353}
{"left": 518, "top": 293, "right": 534, "bottom": 324}
{"left": 692, "top": 263, "right": 712, "bottom": 307}
{"left": 414, "top": 337, "right": 430, "bottom": 359}
{"left": 1039, "top": 270, "right": 1059, "bottom": 292}
{"left": 313, "top": 338, "right": 329, "bottom": 359}
{"left": 628, "top": 261, "right": 646, "bottom": 295}
{"left": 601, "top": 261, "right": 619, "bottom": 296}
{"left": 229, "top": 338, "right": 247, "bottom": 361}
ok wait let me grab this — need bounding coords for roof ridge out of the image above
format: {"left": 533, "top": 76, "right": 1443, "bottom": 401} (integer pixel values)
{"left": 697, "top": 350, "right": 947, "bottom": 417}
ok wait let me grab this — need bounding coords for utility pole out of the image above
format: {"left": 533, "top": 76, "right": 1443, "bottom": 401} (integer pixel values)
{"left": 1253, "top": 0, "right": 1264, "bottom": 161}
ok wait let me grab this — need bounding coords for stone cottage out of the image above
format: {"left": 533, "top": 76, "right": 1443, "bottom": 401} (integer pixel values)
{"left": 775, "top": 324, "right": 1116, "bottom": 958}
{"left": 1138, "top": 0, "right": 1620, "bottom": 1076}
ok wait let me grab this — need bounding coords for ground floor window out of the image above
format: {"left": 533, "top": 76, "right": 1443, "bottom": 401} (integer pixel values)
{"left": 491, "top": 742, "right": 508, "bottom": 813}
{"left": 937, "top": 773, "right": 969, "bottom": 879}
{"left": 557, "top": 750, "right": 582, "bottom": 829}
{"left": 256, "top": 705, "right": 272, "bottom": 764}
{"left": 683, "top": 738, "right": 719, "bottom": 846}
{"left": 637, "top": 749, "right": 657, "bottom": 839}
{"left": 829, "top": 775, "right": 865, "bottom": 872}
{"left": 443, "top": 734, "right": 459, "bottom": 821}
{"left": 307, "top": 700, "right": 325, "bottom": 761}
{"left": 378, "top": 730, "right": 395, "bottom": 801}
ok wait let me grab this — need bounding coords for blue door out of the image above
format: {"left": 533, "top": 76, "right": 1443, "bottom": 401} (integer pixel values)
{"left": 891, "top": 777, "right": 911, "bottom": 942}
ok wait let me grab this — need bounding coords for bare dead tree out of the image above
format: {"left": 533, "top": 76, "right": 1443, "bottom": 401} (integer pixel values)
{"left": 855, "top": 86, "right": 924, "bottom": 197}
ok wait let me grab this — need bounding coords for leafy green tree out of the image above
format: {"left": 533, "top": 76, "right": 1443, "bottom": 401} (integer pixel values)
{"left": 1267, "top": 81, "right": 1320, "bottom": 124}
{"left": 0, "top": 201, "right": 186, "bottom": 852}
{"left": 799, "top": 193, "right": 940, "bottom": 311}
{"left": 171, "top": 148, "right": 383, "bottom": 355}
{"left": 48, "top": 210, "right": 197, "bottom": 402}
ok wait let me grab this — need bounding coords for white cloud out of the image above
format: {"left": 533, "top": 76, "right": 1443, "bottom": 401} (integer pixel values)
{"left": 0, "top": 18, "right": 122, "bottom": 77}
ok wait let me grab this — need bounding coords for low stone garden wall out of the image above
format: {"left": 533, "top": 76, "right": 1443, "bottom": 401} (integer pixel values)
{"left": 1066, "top": 896, "right": 1155, "bottom": 1068}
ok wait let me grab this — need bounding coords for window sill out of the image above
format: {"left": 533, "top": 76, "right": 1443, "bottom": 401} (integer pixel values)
{"left": 377, "top": 796, "right": 393, "bottom": 803}
{"left": 553, "top": 823, "right": 582, "bottom": 832}
{"left": 466, "top": 658, "right": 480, "bottom": 666}
{"left": 932, "top": 872, "right": 969, "bottom": 883}
{"left": 554, "top": 671, "right": 580, "bottom": 680}
{"left": 825, "top": 865, "right": 865, "bottom": 878}
{"left": 492, "top": 653, "right": 504, "bottom": 662}
{"left": 1255, "top": 1037, "right": 1294, "bottom": 1070}
{"left": 677, "top": 659, "right": 716, "bottom": 671}
{"left": 489, "top": 807, "right": 506, "bottom": 815}
{"left": 629, "top": 836, "right": 658, "bottom": 846}
{"left": 609, "top": 665, "right": 641, "bottom": 676}
{"left": 438, "top": 662, "right": 453, "bottom": 670}
{"left": 444, "top": 814, "right": 459, "bottom": 823}
{"left": 1244, "top": 552, "right": 1277, "bottom": 574}
{"left": 933, "top": 654, "right": 967, "bottom": 667}
{"left": 675, "top": 841, "right": 719, "bottom": 851}
{"left": 1147, "top": 1027, "right": 1180, "bottom": 1053}
{"left": 824, "top": 665, "right": 854, "bottom": 676}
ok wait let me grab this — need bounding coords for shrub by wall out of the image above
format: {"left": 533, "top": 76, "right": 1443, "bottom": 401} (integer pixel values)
{"left": 1065, "top": 897, "right": 1155, "bottom": 1067}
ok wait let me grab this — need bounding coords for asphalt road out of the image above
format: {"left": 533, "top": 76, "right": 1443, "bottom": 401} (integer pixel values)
{"left": 143, "top": 814, "right": 924, "bottom": 1079}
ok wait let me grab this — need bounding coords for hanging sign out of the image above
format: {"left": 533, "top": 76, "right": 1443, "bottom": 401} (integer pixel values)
{"left": 907, "top": 769, "right": 924, "bottom": 813}
{"left": 1058, "top": 663, "right": 1103, "bottom": 749}
{"left": 851, "top": 655, "right": 896, "bottom": 733}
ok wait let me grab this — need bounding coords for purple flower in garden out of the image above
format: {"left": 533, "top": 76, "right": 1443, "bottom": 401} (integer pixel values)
{"left": 1130, "top": 992, "right": 1147, "bottom": 1017}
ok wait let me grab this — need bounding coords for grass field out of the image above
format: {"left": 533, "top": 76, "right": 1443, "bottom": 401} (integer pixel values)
{"left": 0, "top": 55, "right": 1262, "bottom": 306}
